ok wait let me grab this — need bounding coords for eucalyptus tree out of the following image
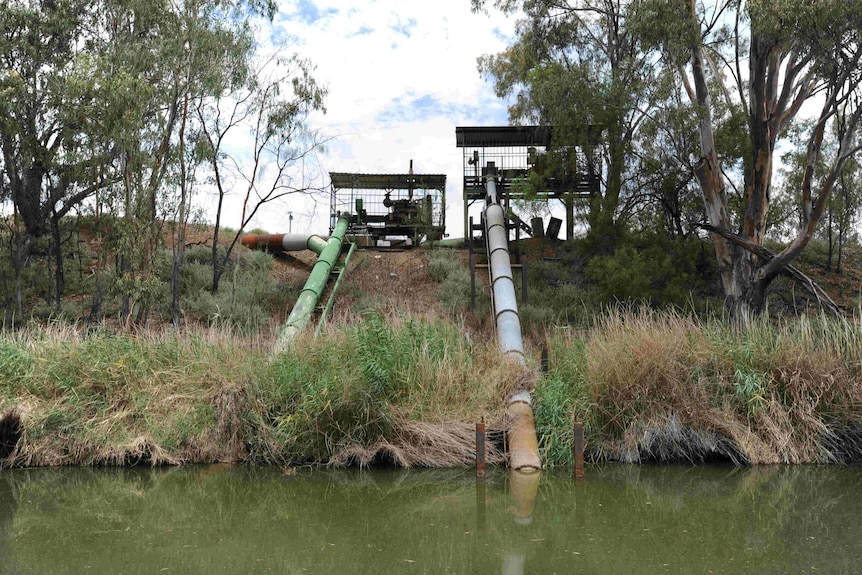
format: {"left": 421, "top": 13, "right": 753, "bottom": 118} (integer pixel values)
{"left": 629, "top": 93, "right": 703, "bottom": 239}
{"left": 777, "top": 124, "right": 862, "bottom": 275}
{"left": 196, "top": 52, "right": 327, "bottom": 295}
{"left": 474, "top": 0, "right": 665, "bottom": 248}
{"left": 0, "top": 0, "right": 118, "bottom": 316}
{"left": 97, "top": 0, "right": 293, "bottom": 325}
{"left": 640, "top": 0, "right": 862, "bottom": 314}
{"left": 1, "top": 0, "right": 318, "bottom": 326}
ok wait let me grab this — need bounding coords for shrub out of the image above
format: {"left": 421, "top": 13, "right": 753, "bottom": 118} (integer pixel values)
{"left": 181, "top": 250, "right": 281, "bottom": 331}
{"left": 584, "top": 234, "right": 714, "bottom": 308}
{"left": 439, "top": 267, "right": 471, "bottom": 313}
{"left": 428, "top": 249, "right": 463, "bottom": 282}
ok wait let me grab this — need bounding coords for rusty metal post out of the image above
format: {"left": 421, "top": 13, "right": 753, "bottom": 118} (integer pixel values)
{"left": 573, "top": 421, "right": 585, "bottom": 479}
{"left": 476, "top": 421, "right": 486, "bottom": 479}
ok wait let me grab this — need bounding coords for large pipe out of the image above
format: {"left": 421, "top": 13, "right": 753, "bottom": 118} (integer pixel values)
{"left": 273, "top": 217, "right": 350, "bottom": 354}
{"left": 241, "top": 233, "right": 328, "bottom": 254}
{"left": 483, "top": 174, "right": 541, "bottom": 472}
{"left": 484, "top": 177, "right": 525, "bottom": 365}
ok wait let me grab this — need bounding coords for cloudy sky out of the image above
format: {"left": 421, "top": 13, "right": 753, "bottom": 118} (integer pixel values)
{"left": 243, "top": 0, "right": 518, "bottom": 237}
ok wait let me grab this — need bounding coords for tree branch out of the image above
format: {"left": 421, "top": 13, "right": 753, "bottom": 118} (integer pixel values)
{"left": 695, "top": 222, "right": 843, "bottom": 317}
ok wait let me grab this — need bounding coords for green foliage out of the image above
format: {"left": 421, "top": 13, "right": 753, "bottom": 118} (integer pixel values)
{"left": 476, "top": 0, "right": 670, "bottom": 242}
{"left": 533, "top": 337, "right": 592, "bottom": 466}
{"left": 732, "top": 369, "right": 768, "bottom": 417}
{"left": 180, "top": 250, "right": 290, "bottom": 331}
{"left": 3, "top": 311, "right": 862, "bottom": 467}
{"left": 439, "top": 268, "right": 471, "bottom": 313}
{"left": 0, "top": 328, "right": 256, "bottom": 462}
{"left": 428, "top": 249, "right": 471, "bottom": 313}
{"left": 249, "top": 313, "right": 480, "bottom": 464}
{"left": 428, "top": 249, "right": 462, "bottom": 282}
{"left": 1, "top": 0, "right": 325, "bottom": 323}
{"left": 584, "top": 234, "right": 716, "bottom": 308}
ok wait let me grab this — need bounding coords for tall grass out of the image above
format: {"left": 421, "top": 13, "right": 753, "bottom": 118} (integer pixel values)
{"left": 2, "top": 309, "right": 862, "bottom": 468}
{"left": 540, "top": 308, "right": 862, "bottom": 465}
{"left": 0, "top": 325, "right": 264, "bottom": 466}
{"left": 247, "top": 311, "right": 512, "bottom": 467}
{"left": 0, "top": 315, "right": 517, "bottom": 468}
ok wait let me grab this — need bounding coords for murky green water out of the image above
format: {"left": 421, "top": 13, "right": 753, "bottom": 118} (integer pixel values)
{"left": 0, "top": 464, "right": 859, "bottom": 574}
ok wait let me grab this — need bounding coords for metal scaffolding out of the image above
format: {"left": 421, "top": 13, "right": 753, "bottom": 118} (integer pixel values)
{"left": 456, "top": 126, "right": 600, "bottom": 240}
{"left": 329, "top": 166, "right": 446, "bottom": 246}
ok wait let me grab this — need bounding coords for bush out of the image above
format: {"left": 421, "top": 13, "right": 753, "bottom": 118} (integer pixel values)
{"left": 428, "top": 249, "right": 463, "bottom": 282}
{"left": 584, "top": 234, "right": 715, "bottom": 308}
{"left": 428, "top": 249, "right": 472, "bottom": 314}
{"left": 439, "top": 267, "right": 471, "bottom": 313}
{"left": 181, "top": 250, "right": 281, "bottom": 331}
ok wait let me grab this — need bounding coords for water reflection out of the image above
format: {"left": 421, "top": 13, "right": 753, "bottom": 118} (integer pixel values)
{"left": 0, "top": 464, "right": 859, "bottom": 574}
{"left": 0, "top": 474, "right": 16, "bottom": 574}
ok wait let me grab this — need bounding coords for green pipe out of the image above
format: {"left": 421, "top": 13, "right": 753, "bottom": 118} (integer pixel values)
{"left": 274, "top": 216, "right": 350, "bottom": 354}
{"left": 315, "top": 241, "right": 357, "bottom": 337}
{"left": 306, "top": 235, "right": 328, "bottom": 255}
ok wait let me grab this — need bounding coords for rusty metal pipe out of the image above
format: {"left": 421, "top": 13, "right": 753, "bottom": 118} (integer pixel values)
{"left": 476, "top": 421, "right": 486, "bottom": 479}
{"left": 241, "top": 233, "right": 329, "bottom": 254}
{"left": 507, "top": 398, "right": 541, "bottom": 471}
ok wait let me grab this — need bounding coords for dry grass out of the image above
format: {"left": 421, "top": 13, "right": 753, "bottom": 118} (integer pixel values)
{"left": 558, "top": 308, "right": 862, "bottom": 464}
{"left": 0, "top": 315, "right": 521, "bottom": 468}
{"left": 3, "top": 309, "right": 862, "bottom": 468}
{"left": 0, "top": 324, "right": 262, "bottom": 467}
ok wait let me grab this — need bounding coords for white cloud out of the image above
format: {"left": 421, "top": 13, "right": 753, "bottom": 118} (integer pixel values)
{"left": 239, "top": 0, "right": 519, "bottom": 238}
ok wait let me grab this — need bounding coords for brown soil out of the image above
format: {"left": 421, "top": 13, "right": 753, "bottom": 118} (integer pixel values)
{"left": 328, "top": 249, "right": 452, "bottom": 320}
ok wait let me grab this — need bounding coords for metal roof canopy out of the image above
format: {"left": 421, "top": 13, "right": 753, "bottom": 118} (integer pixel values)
{"left": 330, "top": 172, "right": 446, "bottom": 190}
{"left": 455, "top": 126, "right": 552, "bottom": 148}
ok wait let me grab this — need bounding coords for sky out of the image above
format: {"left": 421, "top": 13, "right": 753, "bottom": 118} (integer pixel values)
{"left": 239, "top": 0, "right": 519, "bottom": 238}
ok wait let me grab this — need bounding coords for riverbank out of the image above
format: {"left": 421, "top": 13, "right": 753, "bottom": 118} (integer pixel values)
{"left": 1, "top": 309, "right": 861, "bottom": 468}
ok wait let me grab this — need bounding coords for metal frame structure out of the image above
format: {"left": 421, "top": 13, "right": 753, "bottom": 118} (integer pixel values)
{"left": 329, "top": 169, "right": 446, "bottom": 246}
{"left": 455, "top": 126, "right": 600, "bottom": 239}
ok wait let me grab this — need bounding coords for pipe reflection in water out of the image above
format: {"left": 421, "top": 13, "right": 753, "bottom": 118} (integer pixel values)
{"left": 508, "top": 469, "right": 541, "bottom": 526}
{"left": 503, "top": 470, "right": 542, "bottom": 575}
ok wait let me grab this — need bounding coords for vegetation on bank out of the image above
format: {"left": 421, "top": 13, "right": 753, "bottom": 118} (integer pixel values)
{"left": 2, "top": 309, "right": 861, "bottom": 468}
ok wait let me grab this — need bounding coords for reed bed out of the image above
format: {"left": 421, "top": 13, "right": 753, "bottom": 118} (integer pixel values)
{"left": 2, "top": 309, "right": 861, "bottom": 468}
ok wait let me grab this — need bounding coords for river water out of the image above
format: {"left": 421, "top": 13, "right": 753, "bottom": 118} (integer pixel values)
{"left": 0, "top": 464, "right": 859, "bottom": 574}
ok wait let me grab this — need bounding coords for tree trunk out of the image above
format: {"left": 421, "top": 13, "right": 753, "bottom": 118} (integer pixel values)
{"left": 120, "top": 149, "right": 133, "bottom": 328}
{"left": 12, "top": 219, "right": 29, "bottom": 322}
{"left": 826, "top": 207, "right": 834, "bottom": 272}
{"left": 50, "top": 212, "right": 65, "bottom": 310}
{"left": 211, "top": 191, "right": 225, "bottom": 294}
{"left": 686, "top": 1, "right": 785, "bottom": 317}
{"left": 88, "top": 273, "right": 103, "bottom": 325}
{"left": 586, "top": 122, "right": 625, "bottom": 251}
{"left": 172, "top": 92, "right": 190, "bottom": 328}
{"left": 564, "top": 194, "right": 574, "bottom": 241}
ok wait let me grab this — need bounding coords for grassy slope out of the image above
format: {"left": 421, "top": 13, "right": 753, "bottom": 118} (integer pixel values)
{"left": 1, "top": 237, "right": 862, "bottom": 468}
